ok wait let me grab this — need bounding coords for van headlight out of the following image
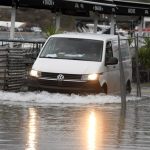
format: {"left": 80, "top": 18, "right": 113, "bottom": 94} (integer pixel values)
{"left": 30, "top": 70, "right": 41, "bottom": 78}
{"left": 82, "top": 74, "right": 99, "bottom": 81}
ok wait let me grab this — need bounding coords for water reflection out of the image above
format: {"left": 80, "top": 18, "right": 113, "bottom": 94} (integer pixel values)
{"left": 117, "top": 108, "right": 126, "bottom": 146}
{"left": 88, "top": 111, "right": 96, "bottom": 150}
{"left": 0, "top": 99, "right": 150, "bottom": 150}
{"left": 25, "top": 108, "right": 38, "bottom": 150}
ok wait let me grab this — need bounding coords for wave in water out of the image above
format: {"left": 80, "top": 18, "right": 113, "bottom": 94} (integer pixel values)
{"left": 0, "top": 90, "right": 144, "bottom": 106}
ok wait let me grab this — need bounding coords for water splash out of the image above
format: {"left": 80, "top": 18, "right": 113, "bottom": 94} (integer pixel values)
{"left": 0, "top": 90, "right": 144, "bottom": 106}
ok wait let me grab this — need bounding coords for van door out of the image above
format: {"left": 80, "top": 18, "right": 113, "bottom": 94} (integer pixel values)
{"left": 119, "top": 39, "right": 132, "bottom": 88}
{"left": 104, "top": 41, "right": 120, "bottom": 93}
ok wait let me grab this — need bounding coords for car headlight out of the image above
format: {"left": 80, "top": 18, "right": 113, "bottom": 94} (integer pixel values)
{"left": 82, "top": 74, "right": 99, "bottom": 81}
{"left": 30, "top": 70, "right": 41, "bottom": 78}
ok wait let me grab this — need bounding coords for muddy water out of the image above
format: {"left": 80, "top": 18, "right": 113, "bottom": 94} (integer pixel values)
{"left": 0, "top": 91, "right": 149, "bottom": 150}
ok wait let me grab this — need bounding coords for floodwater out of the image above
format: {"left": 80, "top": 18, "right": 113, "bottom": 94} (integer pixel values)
{"left": 0, "top": 90, "right": 150, "bottom": 150}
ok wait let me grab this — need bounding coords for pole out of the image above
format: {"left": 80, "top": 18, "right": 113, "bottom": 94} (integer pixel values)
{"left": 118, "top": 35, "right": 126, "bottom": 110}
{"left": 110, "top": 15, "right": 115, "bottom": 35}
{"left": 10, "top": 5, "right": 16, "bottom": 48}
{"left": 56, "top": 12, "right": 61, "bottom": 32}
{"left": 134, "top": 34, "right": 141, "bottom": 97}
{"left": 94, "top": 14, "right": 98, "bottom": 33}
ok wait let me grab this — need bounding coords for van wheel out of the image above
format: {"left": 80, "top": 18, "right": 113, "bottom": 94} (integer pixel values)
{"left": 126, "top": 81, "right": 131, "bottom": 94}
{"left": 101, "top": 84, "right": 107, "bottom": 94}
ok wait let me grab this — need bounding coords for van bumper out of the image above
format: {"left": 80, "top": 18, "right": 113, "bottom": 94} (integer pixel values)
{"left": 27, "top": 77, "right": 102, "bottom": 93}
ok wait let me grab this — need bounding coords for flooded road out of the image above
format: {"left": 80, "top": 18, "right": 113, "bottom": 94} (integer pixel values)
{"left": 0, "top": 91, "right": 150, "bottom": 150}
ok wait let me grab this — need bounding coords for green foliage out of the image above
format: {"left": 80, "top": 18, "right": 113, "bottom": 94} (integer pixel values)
{"left": 128, "top": 35, "right": 133, "bottom": 46}
{"left": 138, "top": 37, "right": 150, "bottom": 69}
{"left": 44, "top": 25, "right": 59, "bottom": 37}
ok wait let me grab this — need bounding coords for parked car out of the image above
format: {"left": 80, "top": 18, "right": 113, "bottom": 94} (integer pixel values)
{"left": 31, "top": 27, "right": 42, "bottom": 33}
{"left": 28, "top": 32, "right": 132, "bottom": 94}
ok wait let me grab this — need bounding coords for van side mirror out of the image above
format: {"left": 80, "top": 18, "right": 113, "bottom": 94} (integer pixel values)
{"left": 105, "top": 57, "right": 118, "bottom": 66}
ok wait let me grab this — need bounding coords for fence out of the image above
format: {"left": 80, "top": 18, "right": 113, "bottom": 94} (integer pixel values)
{"left": 0, "top": 39, "right": 45, "bottom": 61}
{"left": 0, "top": 48, "right": 26, "bottom": 91}
{"left": 130, "top": 33, "right": 150, "bottom": 83}
{"left": 0, "top": 39, "right": 45, "bottom": 91}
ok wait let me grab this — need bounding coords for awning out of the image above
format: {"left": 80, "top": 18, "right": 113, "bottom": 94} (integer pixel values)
{"left": 0, "top": 0, "right": 13, "bottom": 7}
{"left": 0, "top": 0, "right": 150, "bottom": 16}
{"left": 18, "top": 0, "right": 55, "bottom": 9}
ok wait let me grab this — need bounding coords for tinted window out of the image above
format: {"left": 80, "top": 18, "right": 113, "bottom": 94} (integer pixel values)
{"left": 40, "top": 37, "right": 103, "bottom": 61}
{"left": 105, "top": 41, "right": 113, "bottom": 61}
{"left": 120, "top": 40, "right": 129, "bottom": 60}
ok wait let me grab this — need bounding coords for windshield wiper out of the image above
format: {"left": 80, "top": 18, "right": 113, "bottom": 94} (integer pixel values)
{"left": 40, "top": 56, "right": 56, "bottom": 59}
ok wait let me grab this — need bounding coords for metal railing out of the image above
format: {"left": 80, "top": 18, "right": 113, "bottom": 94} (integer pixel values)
{"left": 0, "top": 48, "right": 26, "bottom": 91}
{"left": 0, "top": 39, "right": 45, "bottom": 64}
{"left": 0, "top": 39, "right": 45, "bottom": 91}
{"left": 130, "top": 34, "right": 150, "bottom": 83}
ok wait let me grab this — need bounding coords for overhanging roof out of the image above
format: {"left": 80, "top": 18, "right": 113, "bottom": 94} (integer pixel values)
{"left": 0, "top": 0, "right": 12, "bottom": 7}
{"left": 0, "top": 0, "right": 150, "bottom": 16}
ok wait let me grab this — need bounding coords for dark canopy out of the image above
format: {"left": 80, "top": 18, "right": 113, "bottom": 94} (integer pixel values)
{"left": 0, "top": 0, "right": 13, "bottom": 6}
{"left": 0, "top": 0, "right": 150, "bottom": 16}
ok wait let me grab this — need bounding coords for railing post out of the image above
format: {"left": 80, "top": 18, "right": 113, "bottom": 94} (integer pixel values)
{"left": 134, "top": 34, "right": 141, "bottom": 97}
{"left": 118, "top": 35, "right": 126, "bottom": 110}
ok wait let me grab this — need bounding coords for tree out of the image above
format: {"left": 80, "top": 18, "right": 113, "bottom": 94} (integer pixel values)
{"left": 138, "top": 37, "right": 150, "bottom": 69}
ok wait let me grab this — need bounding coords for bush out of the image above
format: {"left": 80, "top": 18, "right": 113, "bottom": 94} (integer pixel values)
{"left": 138, "top": 37, "right": 150, "bottom": 69}
{"left": 44, "top": 25, "right": 59, "bottom": 37}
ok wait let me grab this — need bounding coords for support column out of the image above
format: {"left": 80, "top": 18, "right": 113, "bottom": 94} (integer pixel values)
{"left": 137, "top": 16, "right": 144, "bottom": 51}
{"left": 118, "top": 35, "right": 126, "bottom": 110}
{"left": 10, "top": 6, "right": 16, "bottom": 48}
{"left": 138, "top": 16, "right": 144, "bottom": 32}
{"left": 56, "top": 12, "right": 61, "bottom": 32}
{"left": 110, "top": 15, "right": 116, "bottom": 35}
{"left": 94, "top": 14, "right": 98, "bottom": 33}
{"left": 134, "top": 34, "right": 141, "bottom": 97}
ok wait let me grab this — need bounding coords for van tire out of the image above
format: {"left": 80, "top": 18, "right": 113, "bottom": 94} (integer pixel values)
{"left": 126, "top": 81, "right": 131, "bottom": 94}
{"left": 101, "top": 84, "right": 107, "bottom": 94}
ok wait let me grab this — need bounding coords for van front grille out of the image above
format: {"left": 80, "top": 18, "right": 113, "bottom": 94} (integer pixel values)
{"left": 41, "top": 72, "right": 82, "bottom": 80}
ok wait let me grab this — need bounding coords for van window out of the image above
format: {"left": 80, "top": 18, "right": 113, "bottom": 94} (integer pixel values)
{"left": 111, "top": 40, "right": 119, "bottom": 58}
{"left": 40, "top": 37, "right": 103, "bottom": 61}
{"left": 120, "top": 40, "right": 129, "bottom": 60}
{"left": 112, "top": 39, "right": 130, "bottom": 60}
{"left": 105, "top": 41, "right": 113, "bottom": 61}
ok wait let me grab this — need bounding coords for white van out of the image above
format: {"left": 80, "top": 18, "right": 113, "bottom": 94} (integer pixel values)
{"left": 28, "top": 33, "right": 132, "bottom": 94}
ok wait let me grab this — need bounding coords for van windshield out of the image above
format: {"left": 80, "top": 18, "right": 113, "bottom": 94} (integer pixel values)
{"left": 40, "top": 37, "right": 103, "bottom": 61}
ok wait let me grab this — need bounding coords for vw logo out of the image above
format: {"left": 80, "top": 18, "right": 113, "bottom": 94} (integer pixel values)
{"left": 57, "top": 74, "right": 64, "bottom": 81}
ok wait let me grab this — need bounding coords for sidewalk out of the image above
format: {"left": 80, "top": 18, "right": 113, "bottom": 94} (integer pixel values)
{"left": 131, "top": 83, "right": 150, "bottom": 97}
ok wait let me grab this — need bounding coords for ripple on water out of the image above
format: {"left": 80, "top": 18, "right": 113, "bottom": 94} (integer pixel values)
{"left": 0, "top": 90, "right": 145, "bottom": 106}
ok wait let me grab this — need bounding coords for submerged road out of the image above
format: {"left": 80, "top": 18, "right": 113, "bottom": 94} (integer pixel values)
{"left": 0, "top": 89, "right": 149, "bottom": 150}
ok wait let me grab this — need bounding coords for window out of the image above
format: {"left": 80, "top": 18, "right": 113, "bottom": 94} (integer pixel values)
{"left": 40, "top": 37, "right": 103, "bottom": 62}
{"left": 120, "top": 40, "right": 129, "bottom": 60}
{"left": 105, "top": 41, "right": 113, "bottom": 61}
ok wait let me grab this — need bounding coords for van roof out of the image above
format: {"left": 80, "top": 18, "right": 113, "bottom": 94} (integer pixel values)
{"left": 50, "top": 32, "right": 122, "bottom": 41}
